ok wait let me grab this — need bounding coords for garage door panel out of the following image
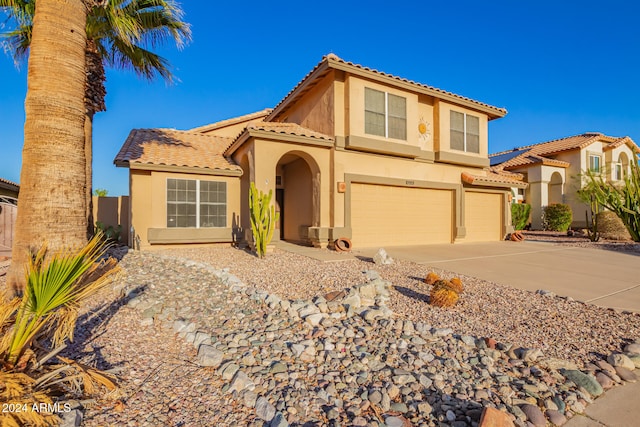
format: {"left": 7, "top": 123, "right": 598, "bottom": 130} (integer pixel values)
{"left": 464, "top": 192, "right": 502, "bottom": 242}
{"left": 351, "top": 183, "right": 453, "bottom": 247}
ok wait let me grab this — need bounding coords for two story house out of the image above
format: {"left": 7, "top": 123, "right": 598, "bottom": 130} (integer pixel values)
{"left": 490, "top": 132, "right": 639, "bottom": 229}
{"left": 115, "top": 54, "right": 526, "bottom": 250}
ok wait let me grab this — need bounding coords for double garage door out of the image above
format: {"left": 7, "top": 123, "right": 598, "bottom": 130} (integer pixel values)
{"left": 350, "top": 184, "right": 502, "bottom": 247}
{"left": 351, "top": 183, "right": 454, "bottom": 247}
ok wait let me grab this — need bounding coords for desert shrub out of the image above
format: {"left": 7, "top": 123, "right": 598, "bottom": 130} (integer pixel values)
{"left": 597, "top": 211, "right": 632, "bottom": 240}
{"left": 543, "top": 204, "right": 573, "bottom": 231}
{"left": 511, "top": 203, "right": 531, "bottom": 230}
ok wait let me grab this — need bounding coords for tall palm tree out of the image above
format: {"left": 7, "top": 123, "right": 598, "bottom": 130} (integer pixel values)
{"left": 4, "top": 0, "right": 89, "bottom": 296}
{"left": 2, "top": 0, "right": 191, "bottom": 236}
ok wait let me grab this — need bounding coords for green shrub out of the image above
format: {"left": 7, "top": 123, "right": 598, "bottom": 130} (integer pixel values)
{"left": 511, "top": 203, "right": 531, "bottom": 230}
{"left": 543, "top": 203, "right": 573, "bottom": 231}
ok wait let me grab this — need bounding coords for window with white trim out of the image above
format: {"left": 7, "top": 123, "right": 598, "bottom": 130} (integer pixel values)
{"left": 450, "top": 111, "right": 480, "bottom": 153}
{"left": 614, "top": 162, "right": 623, "bottom": 181}
{"left": 364, "top": 87, "right": 407, "bottom": 140}
{"left": 588, "top": 154, "right": 601, "bottom": 173}
{"left": 167, "top": 178, "right": 226, "bottom": 228}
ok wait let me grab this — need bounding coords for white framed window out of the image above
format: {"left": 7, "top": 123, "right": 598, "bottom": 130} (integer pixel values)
{"left": 364, "top": 87, "right": 407, "bottom": 140}
{"left": 613, "top": 162, "right": 623, "bottom": 181}
{"left": 450, "top": 111, "right": 480, "bottom": 153}
{"left": 167, "top": 178, "right": 226, "bottom": 228}
{"left": 588, "top": 154, "right": 601, "bottom": 173}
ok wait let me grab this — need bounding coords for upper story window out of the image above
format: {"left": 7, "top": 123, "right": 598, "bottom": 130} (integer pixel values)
{"left": 450, "top": 111, "right": 480, "bottom": 153}
{"left": 167, "top": 178, "right": 226, "bottom": 228}
{"left": 613, "top": 162, "right": 623, "bottom": 181}
{"left": 588, "top": 154, "right": 601, "bottom": 173}
{"left": 364, "top": 88, "right": 407, "bottom": 140}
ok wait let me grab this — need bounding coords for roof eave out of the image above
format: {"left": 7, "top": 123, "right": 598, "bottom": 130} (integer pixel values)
{"left": 128, "top": 162, "right": 243, "bottom": 177}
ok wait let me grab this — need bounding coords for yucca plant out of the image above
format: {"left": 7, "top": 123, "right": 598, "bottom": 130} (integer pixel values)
{"left": 1, "top": 232, "right": 120, "bottom": 426}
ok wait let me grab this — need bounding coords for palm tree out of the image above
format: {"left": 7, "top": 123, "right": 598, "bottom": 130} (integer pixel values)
{"left": 2, "top": 0, "right": 191, "bottom": 232}
{"left": 2, "top": 0, "right": 190, "bottom": 293}
{"left": 3, "top": 0, "right": 89, "bottom": 296}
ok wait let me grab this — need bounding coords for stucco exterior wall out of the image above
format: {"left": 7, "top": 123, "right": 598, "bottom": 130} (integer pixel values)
{"left": 434, "top": 99, "right": 489, "bottom": 160}
{"left": 282, "top": 73, "right": 335, "bottom": 136}
{"left": 345, "top": 75, "right": 420, "bottom": 148}
{"left": 332, "top": 148, "right": 489, "bottom": 230}
{"left": 129, "top": 169, "right": 241, "bottom": 249}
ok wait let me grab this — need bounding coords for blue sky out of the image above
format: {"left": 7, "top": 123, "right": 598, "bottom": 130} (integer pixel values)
{"left": 2, "top": 1, "right": 639, "bottom": 196}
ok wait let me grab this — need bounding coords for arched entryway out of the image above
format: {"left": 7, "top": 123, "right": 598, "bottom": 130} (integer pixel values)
{"left": 548, "top": 171, "right": 563, "bottom": 205}
{"left": 275, "top": 151, "right": 320, "bottom": 244}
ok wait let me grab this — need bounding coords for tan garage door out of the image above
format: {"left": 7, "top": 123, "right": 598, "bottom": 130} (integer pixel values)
{"left": 464, "top": 191, "right": 502, "bottom": 242}
{"left": 351, "top": 183, "right": 453, "bottom": 247}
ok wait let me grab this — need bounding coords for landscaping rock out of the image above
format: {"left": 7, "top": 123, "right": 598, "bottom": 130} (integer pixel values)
{"left": 561, "top": 370, "right": 603, "bottom": 396}
{"left": 373, "top": 248, "right": 394, "bottom": 265}
{"left": 607, "top": 353, "right": 636, "bottom": 370}
{"left": 519, "top": 404, "right": 546, "bottom": 427}
{"left": 255, "top": 396, "right": 276, "bottom": 422}
{"left": 196, "top": 344, "right": 223, "bottom": 368}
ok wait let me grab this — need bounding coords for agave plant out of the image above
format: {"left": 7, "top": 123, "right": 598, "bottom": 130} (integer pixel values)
{"left": 1, "top": 232, "right": 120, "bottom": 426}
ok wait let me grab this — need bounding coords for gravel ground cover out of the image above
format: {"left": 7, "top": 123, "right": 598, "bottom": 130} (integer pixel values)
{"left": 165, "top": 243, "right": 640, "bottom": 368}
{"left": 1, "top": 233, "right": 639, "bottom": 426}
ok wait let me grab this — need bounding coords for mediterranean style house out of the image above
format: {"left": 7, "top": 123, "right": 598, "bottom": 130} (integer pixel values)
{"left": 115, "top": 54, "right": 526, "bottom": 250}
{"left": 490, "top": 132, "right": 639, "bottom": 229}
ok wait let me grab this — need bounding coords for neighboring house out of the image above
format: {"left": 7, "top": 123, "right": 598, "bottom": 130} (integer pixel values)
{"left": 0, "top": 177, "right": 19, "bottom": 251}
{"left": 115, "top": 54, "right": 526, "bottom": 250}
{"left": 490, "top": 133, "right": 639, "bottom": 229}
{"left": 0, "top": 177, "right": 19, "bottom": 200}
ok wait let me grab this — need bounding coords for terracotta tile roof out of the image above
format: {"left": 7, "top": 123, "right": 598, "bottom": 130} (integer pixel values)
{"left": 189, "top": 109, "right": 272, "bottom": 133}
{"left": 246, "top": 122, "right": 334, "bottom": 141}
{"left": 268, "top": 54, "right": 507, "bottom": 121}
{"left": 490, "top": 132, "right": 639, "bottom": 171}
{"left": 0, "top": 177, "right": 19, "bottom": 188}
{"left": 114, "top": 129, "right": 241, "bottom": 173}
{"left": 461, "top": 172, "right": 527, "bottom": 189}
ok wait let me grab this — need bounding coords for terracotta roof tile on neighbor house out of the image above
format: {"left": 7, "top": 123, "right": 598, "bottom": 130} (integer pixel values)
{"left": 114, "top": 128, "right": 241, "bottom": 173}
{"left": 246, "top": 122, "right": 334, "bottom": 141}
{"left": 0, "top": 177, "right": 19, "bottom": 188}
{"left": 268, "top": 54, "right": 507, "bottom": 121}
{"left": 490, "top": 132, "right": 639, "bottom": 171}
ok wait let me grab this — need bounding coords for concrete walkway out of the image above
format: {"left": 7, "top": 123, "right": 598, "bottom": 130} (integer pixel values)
{"left": 563, "top": 379, "right": 640, "bottom": 427}
{"left": 354, "top": 241, "right": 640, "bottom": 313}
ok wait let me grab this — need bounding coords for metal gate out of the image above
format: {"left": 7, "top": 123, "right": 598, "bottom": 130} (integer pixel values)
{"left": 0, "top": 197, "right": 17, "bottom": 251}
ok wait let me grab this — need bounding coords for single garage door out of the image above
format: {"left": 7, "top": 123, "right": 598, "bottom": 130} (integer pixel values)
{"left": 464, "top": 191, "right": 503, "bottom": 242}
{"left": 351, "top": 183, "right": 453, "bottom": 247}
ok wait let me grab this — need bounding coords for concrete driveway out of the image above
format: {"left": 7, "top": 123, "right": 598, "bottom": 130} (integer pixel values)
{"left": 354, "top": 241, "right": 640, "bottom": 313}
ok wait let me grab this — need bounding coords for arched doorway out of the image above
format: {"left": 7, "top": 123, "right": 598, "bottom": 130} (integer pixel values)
{"left": 548, "top": 172, "right": 563, "bottom": 205}
{"left": 619, "top": 152, "right": 630, "bottom": 180}
{"left": 275, "top": 152, "right": 320, "bottom": 244}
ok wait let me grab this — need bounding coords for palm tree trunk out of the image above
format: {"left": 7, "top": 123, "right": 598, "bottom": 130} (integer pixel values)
{"left": 84, "top": 39, "right": 106, "bottom": 239}
{"left": 5, "top": 0, "right": 88, "bottom": 297}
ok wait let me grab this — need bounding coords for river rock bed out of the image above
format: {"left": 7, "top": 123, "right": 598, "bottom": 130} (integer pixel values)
{"left": 74, "top": 250, "right": 640, "bottom": 427}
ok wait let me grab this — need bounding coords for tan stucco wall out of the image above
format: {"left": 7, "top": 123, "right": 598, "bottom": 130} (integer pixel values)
{"left": 282, "top": 158, "right": 314, "bottom": 241}
{"left": 129, "top": 169, "right": 241, "bottom": 249}
{"left": 332, "top": 148, "right": 490, "bottom": 230}
{"left": 281, "top": 73, "right": 335, "bottom": 136}
{"left": 434, "top": 99, "right": 489, "bottom": 159}
{"left": 345, "top": 75, "right": 420, "bottom": 148}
